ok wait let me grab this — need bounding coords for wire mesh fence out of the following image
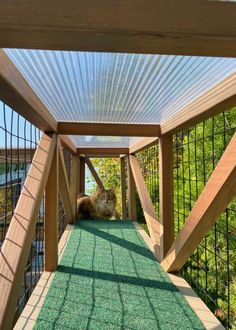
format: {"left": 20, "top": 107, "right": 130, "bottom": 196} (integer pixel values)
{"left": 173, "top": 108, "right": 236, "bottom": 329}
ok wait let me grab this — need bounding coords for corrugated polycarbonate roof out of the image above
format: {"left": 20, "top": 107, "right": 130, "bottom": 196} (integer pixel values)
{"left": 4, "top": 49, "right": 236, "bottom": 147}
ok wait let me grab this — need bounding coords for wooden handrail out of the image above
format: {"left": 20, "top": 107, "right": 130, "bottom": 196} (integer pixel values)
{"left": 129, "top": 154, "right": 160, "bottom": 260}
{"left": 161, "top": 132, "right": 236, "bottom": 272}
{"left": 0, "top": 133, "right": 57, "bottom": 330}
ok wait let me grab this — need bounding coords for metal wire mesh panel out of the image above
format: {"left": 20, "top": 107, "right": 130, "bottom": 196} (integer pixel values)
{"left": 58, "top": 193, "right": 67, "bottom": 241}
{"left": 173, "top": 107, "right": 236, "bottom": 329}
{"left": 0, "top": 100, "right": 45, "bottom": 323}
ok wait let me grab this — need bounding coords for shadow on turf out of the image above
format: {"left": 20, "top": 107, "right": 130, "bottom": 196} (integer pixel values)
{"left": 57, "top": 265, "right": 179, "bottom": 293}
{"left": 77, "top": 222, "right": 156, "bottom": 262}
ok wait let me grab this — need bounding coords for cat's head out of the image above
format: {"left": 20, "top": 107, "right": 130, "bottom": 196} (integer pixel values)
{"left": 92, "top": 187, "right": 116, "bottom": 205}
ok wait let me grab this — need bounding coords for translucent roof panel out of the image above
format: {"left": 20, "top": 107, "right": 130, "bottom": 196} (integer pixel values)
{"left": 69, "top": 136, "right": 141, "bottom": 148}
{"left": 4, "top": 49, "right": 236, "bottom": 147}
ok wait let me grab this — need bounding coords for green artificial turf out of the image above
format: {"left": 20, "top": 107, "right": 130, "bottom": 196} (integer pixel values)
{"left": 34, "top": 220, "right": 204, "bottom": 330}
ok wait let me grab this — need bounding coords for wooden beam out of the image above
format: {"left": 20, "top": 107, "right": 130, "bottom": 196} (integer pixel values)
{"left": 78, "top": 157, "right": 85, "bottom": 194}
{"left": 127, "top": 156, "right": 137, "bottom": 222}
{"left": 1, "top": 1, "right": 236, "bottom": 57}
{"left": 58, "top": 142, "right": 74, "bottom": 224}
{"left": 0, "top": 133, "right": 56, "bottom": 330}
{"left": 58, "top": 122, "right": 160, "bottom": 137}
{"left": 129, "top": 160, "right": 160, "bottom": 252}
{"left": 45, "top": 137, "right": 58, "bottom": 271}
{"left": 78, "top": 148, "right": 129, "bottom": 156}
{"left": 120, "top": 157, "right": 127, "bottom": 219}
{"left": 85, "top": 157, "right": 104, "bottom": 189}
{"left": 129, "top": 137, "right": 158, "bottom": 154}
{"left": 70, "top": 155, "right": 78, "bottom": 220}
{"left": 159, "top": 136, "right": 174, "bottom": 261}
{"left": 161, "top": 73, "right": 236, "bottom": 135}
{"left": 161, "top": 132, "right": 236, "bottom": 273}
{"left": 129, "top": 154, "right": 160, "bottom": 260}
{"left": 0, "top": 50, "right": 57, "bottom": 132}
{"left": 60, "top": 136, "right": 77, "bottom": 155}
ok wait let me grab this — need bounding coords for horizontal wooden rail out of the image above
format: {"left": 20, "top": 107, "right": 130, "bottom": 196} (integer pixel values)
{"left": 129, "top": 154, "right": 160, "bottom": 260}
{"left": 1, "top": 1, "right": 236, "bottom": 56}
{"left": 58, "top": 142, "right": 74, "bottom": 224}
{"left": 78, "top": 148, "right": 129, "bottom": 156}
{"left": 161, "top": 73, "right": 236, "bottom": 135}
{"left": 0, "top": 133, "right": 57, "bottom": 330}
{"left": 58, "top": 122, "right": 160, "bottom": 137}
{"left": 0, "top": 148, "right": 35, "bottom": 164}
{"left": 161, "top": 132, "right": 236, "bottom": 272}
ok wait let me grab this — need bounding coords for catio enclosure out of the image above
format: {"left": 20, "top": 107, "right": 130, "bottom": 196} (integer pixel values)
{"left": 0, "top": 1, "right": 236, "bottom": 330}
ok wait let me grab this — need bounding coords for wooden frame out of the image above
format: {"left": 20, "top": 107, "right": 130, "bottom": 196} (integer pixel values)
{"left": 58, "top": 142, "right": 74, "bottom": 224}
{"left": 161, "top": 132, "right": 236, "bottom": 272}
{"left": 70, "top": 155, "right": 79, "bottom": 219}
{"left": 45, "top": 137, "right": 59, "bottom": 271}
{"left": 59, "top": 122, "right": 160, "bottom": 137}
{"left": 129, "top": 137, "right": 158, "bottom": 154}
{"left": 78, "top": 148, "right": 129, "bottom": 156}
{"left": 129, "top": 155, "right": 160, "bottom": 260}
{"left": 120, "top": 157, "right": 127, "bottom": 219}
{"left": 60, "top": 136, "right": 77, "bottom": 155}
{"left": 161, "top": 73, "right": 236, "bottom": 135}
{"left": 0, "top": 133, "right": 56, "bottom": 330}
{"left": 1, "top": 1, "right": 236, "bottom": 57}
{"left": 159, "top": 136, "right": 174, "bottom": 260}
{"left": 0, "top": 148, "right": 35, "bottom": 164}
{"left": 0, "top": 50, "right": 57, "bottom": 132}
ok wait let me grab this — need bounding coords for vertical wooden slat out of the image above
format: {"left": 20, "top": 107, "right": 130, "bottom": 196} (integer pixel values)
{"left": 78, "top": 156, "right": 85, "bottom": 194}
{"left": 127, "top": 155, "right": 137, "bottom": 221}
{"left": 45, "top": 138, "right": 58, "bottom": 271}
{"left": 0, "top": 134, "right": 56, "bottom": 330}
{"left": 70, "top": 154, "right": 78, "bottom": 221}
{"left": 159, "top": 136, "right": 174, "bottom": 261}
{"left": 120, "top": 156, "right": 127, "bottom": 219}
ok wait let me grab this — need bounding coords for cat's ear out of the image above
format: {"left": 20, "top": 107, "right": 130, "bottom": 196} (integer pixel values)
{"left": 111, "top": 187, "right": 116, "bottom": 193}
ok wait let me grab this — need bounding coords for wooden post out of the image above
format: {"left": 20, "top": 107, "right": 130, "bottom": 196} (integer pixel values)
{"left": 127, "top": 155, "right": 137, "bottom": 221}
{"left": 45, "top": 137, "right": 58, "bottom": 271}
{"left": 159, "top": 135, "right": 174, "bottom": 261}
{"left": 70, "top": 154, "right": 78, "bottom": 221}
{"left": 120, "top": 156, "right": 127, "bottom": 219}
{"left": 78, "top": 156, "right": 85, "bottom": 194}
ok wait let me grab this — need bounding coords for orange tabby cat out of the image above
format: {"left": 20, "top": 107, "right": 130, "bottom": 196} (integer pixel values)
{"left": 77, "top": 188, "right": 116, "bottom": 220}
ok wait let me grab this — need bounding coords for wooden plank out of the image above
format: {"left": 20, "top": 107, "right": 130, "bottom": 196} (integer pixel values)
{"left": 45, "top": 138, "right": 58, "bottom": 271}
{"left": 129, "top": 137, "right": 158, "bottom": 154}
{"left": 60, "top": 136, "right": 77, "bottom": 155}
{"left": 127, "top": 156, "right": 137, "bottom": 222}
{"left": 159, "top": 136, "right": 174, "bottom": 260}
{"left": 78, "top": 157, "right": 85, "bottom": 194}
{"left": 129, "top": 154, "right": 160, "bottom": 260}
{"left": 120, "top": 157, "right": 127, "bottom": 219}
{"left": 58, "top": 142, "right": 74, "bottom": 224}
{"left": 161, "top": 132, "right": 236, "bottom": 273}
{"left": 0, "top": 50, "right": 57, "bottom": 132}
{"left": 161, "top": 73, "right": 236, "bottom": 135}
{"left": 58, "top": 122, "right": 160, "bottom": 137}
{"left": 78, "top": 148, "right": 129, "bottom": 156}
{"left": 70, "top": 155, "right": 78, "bottom": 221}
{"left": 0, "top": 133, "right": 56, "bottom": 330}
{"left": 1, "top": 1, "right": 236, "bottom": 56}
